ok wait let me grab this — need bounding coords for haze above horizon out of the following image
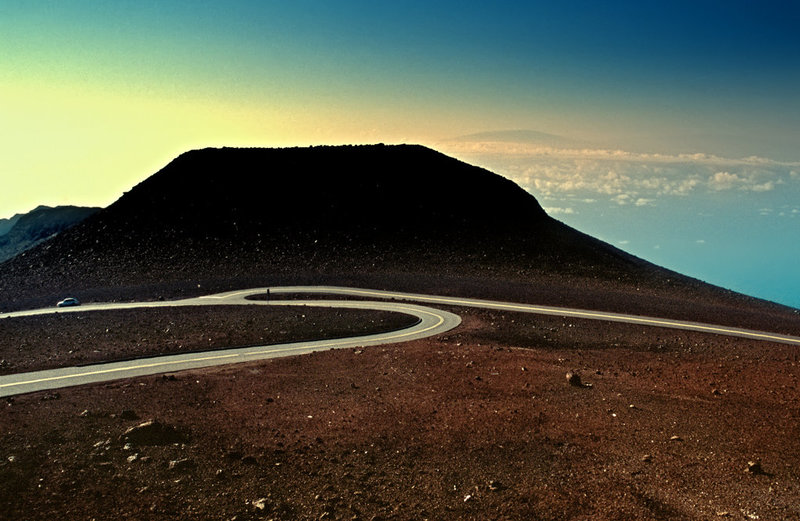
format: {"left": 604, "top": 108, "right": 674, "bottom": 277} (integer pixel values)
{"left": 2, "top": 1, "right": 799, "bottom": 308}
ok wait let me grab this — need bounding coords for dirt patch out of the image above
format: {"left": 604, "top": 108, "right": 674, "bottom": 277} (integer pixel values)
{"left": 1, "top": 307, "right": 798, "bottom": 520}
{"left": 0, "top": 306, "right": 417, "bottom": 374}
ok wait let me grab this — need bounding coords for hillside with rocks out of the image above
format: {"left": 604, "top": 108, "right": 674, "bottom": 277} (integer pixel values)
{"left": 0, "top": 205, "right": 99, "bottom": 263}
{"left": 1, "top": 145, "right": 797, "bottom": 334}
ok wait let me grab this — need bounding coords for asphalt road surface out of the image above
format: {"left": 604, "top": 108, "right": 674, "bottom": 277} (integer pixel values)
{"left": 2, "top": 286, "right": 799, "bottom": 397}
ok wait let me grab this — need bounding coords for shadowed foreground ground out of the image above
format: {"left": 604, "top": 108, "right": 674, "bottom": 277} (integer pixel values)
{"left": 2, "top": 303, "right": 798, "bottom": 520}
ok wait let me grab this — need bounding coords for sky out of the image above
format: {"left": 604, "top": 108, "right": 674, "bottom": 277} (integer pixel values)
{"left": 2, "top": 1, "right": 799, "bottom": 307}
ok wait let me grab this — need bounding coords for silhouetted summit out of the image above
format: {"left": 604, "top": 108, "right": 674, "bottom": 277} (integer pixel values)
{"left": 105, "top": 144, "right": 547, "bottom": 239}
{"left": 3, "top": 144, "right": 669, "bottom": 310}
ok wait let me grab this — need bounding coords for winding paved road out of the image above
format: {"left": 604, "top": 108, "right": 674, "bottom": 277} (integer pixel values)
{"left": 1, "top": 286, "right": 799, "bottom": 397}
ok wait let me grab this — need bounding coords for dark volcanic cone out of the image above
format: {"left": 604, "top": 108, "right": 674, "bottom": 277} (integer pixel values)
{"left": 5, "top": 144, "right": 797, "bottom": 332}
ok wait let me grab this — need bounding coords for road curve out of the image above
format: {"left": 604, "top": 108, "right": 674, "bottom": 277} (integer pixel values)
{"left": 0, "top": 290, "right": 461, "bottom": 397}
{"left": 2, "top": 285, "right": 800, "bottom": 397}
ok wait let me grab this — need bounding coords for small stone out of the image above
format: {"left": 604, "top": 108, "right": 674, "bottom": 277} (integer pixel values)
{"left": 120, "top": 410, "right": 138, "bottom": 420}
{"left": 122, "top": 420, "right": 188, "bottom": 446}
{"left": 253, "top": 498, "right": 268, "bottom": 510}
{"left": 241, "top": 455, "right": 258, "bottom": 465}
{"left": 488, "top": 480, "right": 502, "bottom": 491}
{"left": 566, "top": 370, "right": 583, "bottom": 387}
{"left": 745, "top": 460, "right": 764, "bottom": 475}
{"left": 168, "top": 458, "right": 195, "bottom": 471}
{"left": 79, "top": 410, "right": 90, "bottom": 417}
{"left": 641, "top": 454, "right": 652, "bottom": 463}
{"left": 669, "top": 435, "right": 682, "bottom": 442}
{"left": 127, "top": 454, "right": 139, "bottom": 463}
{"left": 123, "top": 443, "right": 133, "bottom": 451}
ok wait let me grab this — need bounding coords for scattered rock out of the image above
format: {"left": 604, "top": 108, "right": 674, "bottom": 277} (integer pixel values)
{"left": 641, "top": 454, "right": 652, "bottom": 463}
{"left": 122, "top": 420, "right": 188, "bottom": 446}
{"left": 225, "top": 450, "right": 244, "bottom": 461}
{"left": 566, "top": 370, "right": 591, "bottom": 388}
{"left": 168, "top": 458, "right": 195, "bottom": 471}
{"left": 463, "top": 494, "right": 473, "bottom": 502}
{"left": 126, "top": 454, "right": 139, "bottom": 463}
{"left": 120, "top": 409, "right": 138, "bottom": 420}
{"left": 78, "top": 409, "right": 90, "bottom": 417}
{"left": 488, "top": 480, "right": 502, "bottom": 491}
{"left": 253, "top": 497, "right": 268, "bottom": 510}
{"left": 669, "top": 435, "right": 682, "bottom": 442}
{"left": 744, "top": 460, "right": 764, "bottom": 475}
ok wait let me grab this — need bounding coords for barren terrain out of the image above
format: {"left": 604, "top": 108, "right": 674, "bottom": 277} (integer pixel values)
{"left": 2, "top": 146, "right": 799, "bottom": 519}
{"left": 2, "top": 300, "right": 798, "bottom": 520}
{"left": 0, "top": 306, "right": 416, "bottom": 375}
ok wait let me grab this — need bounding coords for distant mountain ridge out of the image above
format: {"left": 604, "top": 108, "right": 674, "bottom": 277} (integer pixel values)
{"left": 0, "top": 205, "right": 99, "bottom": 263}
{"left": 0, "top": 211, "right": 26, "bottom": 236}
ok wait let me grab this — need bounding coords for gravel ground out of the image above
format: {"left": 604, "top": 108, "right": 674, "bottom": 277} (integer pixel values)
{"left": 1, "top": 305, "right": 798, "bottom": 520}
{"left": 0, "top": 306, "right": 417, "bottom": 374}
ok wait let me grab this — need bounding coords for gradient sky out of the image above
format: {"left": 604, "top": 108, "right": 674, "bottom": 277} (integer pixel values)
{"left": 2, "top": 1, "right": 799, "bottom": 306}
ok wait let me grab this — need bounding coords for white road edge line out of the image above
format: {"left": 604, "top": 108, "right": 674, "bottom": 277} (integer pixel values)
{"left": 1, "top": 285, "right": 798, "bottom": 397}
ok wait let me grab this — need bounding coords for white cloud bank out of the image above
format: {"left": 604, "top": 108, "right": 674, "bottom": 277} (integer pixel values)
{"left": 439, "top": 141, "right": 800, "bottom": 203}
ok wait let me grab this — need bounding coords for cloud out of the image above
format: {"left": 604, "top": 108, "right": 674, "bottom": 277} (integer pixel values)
{"left": 695, "top": 239, "right": 706, "bottom": 244}
{"left": 618, "top": 240, "right": 630, "bottom": 245}
{"left": 612, "top": 194, "right": 632, "bottom": 205}
{"left": 708, "top": 171, "right": 741, "bottom": 191}
{"left": 544, "top": 206, "right": 575, "bottom": 215}
{"left": 709, "top": 172, "right": 776, "bottom": 192}
{"left": 438, "top": 140, "right": 798, "bottom": 202}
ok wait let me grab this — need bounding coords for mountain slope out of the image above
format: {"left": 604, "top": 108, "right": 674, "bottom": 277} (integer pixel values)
{"left": 1, "top": 145, "right": 796, "bottom": 332}
{"left": 0, "top": 205, "right": 99, "bottom": 263}
{"left": 0, "top": 212, "right": 23, "bottom": 236}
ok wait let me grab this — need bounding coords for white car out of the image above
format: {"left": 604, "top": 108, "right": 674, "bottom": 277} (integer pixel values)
{"left": 57, "top": 297, "right": 80, "bottom": 308}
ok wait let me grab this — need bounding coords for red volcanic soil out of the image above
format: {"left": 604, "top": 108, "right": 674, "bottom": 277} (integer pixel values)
{"left": 0, "top": 306, "right": 416, "bottom": 375}
{"left": 2, "top": 301, "right": 799, "bottom": 520}
{"left": 2, "top": 145, "right": 799, "bottom": 519}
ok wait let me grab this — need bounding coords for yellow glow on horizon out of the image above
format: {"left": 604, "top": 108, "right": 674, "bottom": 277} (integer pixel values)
{"left": 1, "top": 73, "right": 518, "bottom": 217}
{"left": 0, "top": 79, "right": 393, "bottom": 216}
